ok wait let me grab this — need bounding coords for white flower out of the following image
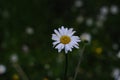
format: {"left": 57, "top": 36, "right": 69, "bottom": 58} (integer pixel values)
{"left": 86, "top": 18, "right": 93, "bottom": 26}
{"left": 10, "top": 54, "right": 18, "bottom": 63}
{"left": 112, "top": 43, "right": 119, "bottom": 50}
{"left": 26, "top": 27, "right": 34, "bottom": 35}
{"left": 52, "top": 26, "right": 81, "bottom": 53}
{"left": 0, "top": 64, "right": 6, "bottom": 75}
{"left": 117, "top": 51, "right": 120, "bottom": 58}
{"left": 100, "top": 6, "right": 109, "bottom": 15}
{"left": 22, "top": 45, "right": 29, "bottom": 53}
{"left": 74, "top": 0, "right": 83, "bottom": 8}
{"left": 80, "top": 33, "right": 91, "bottom": 42}
{"left": 110, "top": 5, "right": 118, "bottom": 15}
{"left": 112, "top": 68, "right": 120, "bottom": 79}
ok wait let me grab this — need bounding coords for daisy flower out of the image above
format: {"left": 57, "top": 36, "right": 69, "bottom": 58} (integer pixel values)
{"left": 52, "top": 26, "right": 81, "bottom": 53}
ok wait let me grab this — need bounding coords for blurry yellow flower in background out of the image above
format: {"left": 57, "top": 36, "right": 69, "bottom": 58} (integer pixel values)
{"left": 95, "top": 47, "right": 103, "bottom": 55}
{"left": 12, "top": 74, "right": 19, "bottom": 80}
{"left": 92, "top": 40, "right": 103, "bottom": 55}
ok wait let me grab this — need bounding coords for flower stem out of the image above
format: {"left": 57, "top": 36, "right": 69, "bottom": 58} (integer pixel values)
{"left": 64, "top": 53, "right": 68, "bottom": 80}
{"left": 13, "top": 63, "right": 29, "bottom": 80}
{"left": 73, "top": 44, "right": 86, "bottom": 80}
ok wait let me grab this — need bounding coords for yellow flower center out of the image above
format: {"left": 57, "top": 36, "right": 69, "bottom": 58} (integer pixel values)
{"left": 60, "top": 35, "right": 71, "bottom": 44}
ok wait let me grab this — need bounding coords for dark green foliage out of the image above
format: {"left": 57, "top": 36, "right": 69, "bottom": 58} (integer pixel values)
{"left": 0, "top": 0, "right": 120, "bottom": 80}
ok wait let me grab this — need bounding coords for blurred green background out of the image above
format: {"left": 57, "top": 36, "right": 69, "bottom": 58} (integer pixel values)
{"left": 0, "top": 0, "right": 120, "bottom": 80}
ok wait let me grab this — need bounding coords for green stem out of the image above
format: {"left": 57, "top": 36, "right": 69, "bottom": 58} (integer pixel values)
{"left": 73, "top": 44, "right": 86, "bottom": 80}
{"left": 64, "top": 54, "right": 68, "bottom": 80}
{"left": 13, "top": 63, "right": 29, "bottom": 80}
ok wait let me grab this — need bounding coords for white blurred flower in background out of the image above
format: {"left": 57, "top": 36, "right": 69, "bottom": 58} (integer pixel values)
{"left": 110, "top": 5, "right": 119, "bottom": 15}
{"left": 117, "top": 51, "right": 120, "bottom": 58}
{"left": 80, "top": 33, "right": 91, "bottom": 43}
{"left": 22, "top": 45, "right": 29, "bottom": 53}
{"left": 0, "top": 64, "right": 6, "bottom": 75}
{"left": 112, "top": 68, "right": 120, "bottom": 80}
{"left": 26, "top": 27, "right": 34, "bottom": 35}
{"left": 100, "top": 6, "right": 109, "bottom": 16}
{"left": 86, "top": 18, "right": 93, "bottom": 27}
{"left": 74, "top": 0, "right": 83, "bottom": 8}
{"left": 112, "top": 43, "right": 119, "bottom": 50}
{"left": 10, "top": 54, "right": 18, "bottom": 63}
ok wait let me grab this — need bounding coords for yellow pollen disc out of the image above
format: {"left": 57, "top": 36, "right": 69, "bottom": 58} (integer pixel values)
{"left": 60, "top": 35, "right": 71, "bottom": 44}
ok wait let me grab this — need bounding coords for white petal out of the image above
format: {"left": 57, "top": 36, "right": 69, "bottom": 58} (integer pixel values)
{"left": 64, "top": 28, "right": 68, "bottom": 35}
{"left": 52, "top": 34, "right": 59, "bottom": 41}
{"left": 55, "top": 44, "right": 61, "bottom": 49}
{"left": 71, "top": 36, "right": 81, "bottom": 42}
{"left": 68, "top": 28, "right": 73, "bottom": 33}
{"left": 54, "top": 29, "right": 61, "bottom": 37}
{"left": 61, "top": 26, "right": 66, "bottom": 35}
{"left": 53, "top": 41, "right": 60, "bottom": 46}
{"left": 74, "top": 44, "right": 79, "bottom": 49}
{"left": 55, "top": 43, "right": 64, "bottom": 53}
{"left": 58, "top": 28, "right": 63, "bottom": 35}
{"left": 70, "top": 42, "right": 79, "bottom": 48}
{"left": 65, "top": 44, "right": 72, "bottom": 53}
{"left": 65, "top": 46, "right": 68, "bottom": 53}
{"left": 58, "top": 44, "right": 64, "bottom": 52}
{"left": 61, "top": 26, "right": 65, "bottom": 30}
{"left": 68, "top": 31, "right": 76, "bottom": 36}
